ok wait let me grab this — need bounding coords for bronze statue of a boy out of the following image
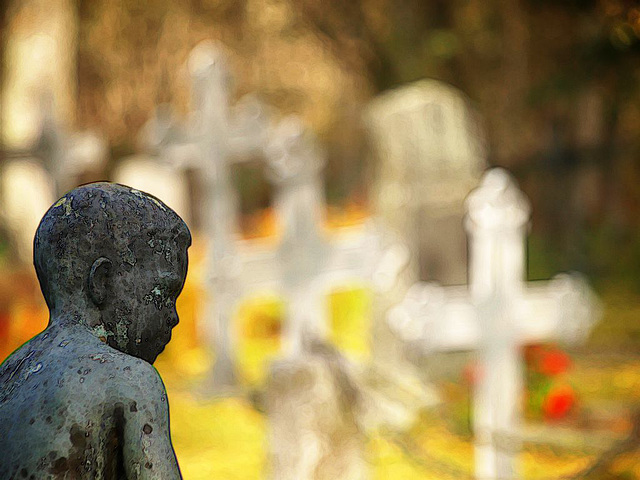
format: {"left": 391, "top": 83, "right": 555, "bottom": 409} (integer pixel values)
{"left": 0, "top": 183, "right": 190, "bottom": 479}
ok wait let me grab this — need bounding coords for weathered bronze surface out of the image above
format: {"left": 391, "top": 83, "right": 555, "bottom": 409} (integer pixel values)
{"left": 0, "top": 183, "right": 190, "bottom": 479}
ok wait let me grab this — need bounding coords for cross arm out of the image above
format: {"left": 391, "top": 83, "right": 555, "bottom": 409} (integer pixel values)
{"left": 516, "top": 273, "right": 601, "bottom": 345}
{"left": 321, "top": 222, "right": 409, "bottom": 292}
{"left": 388, "top": 273, "right": 600, "bottom": 354}
{"left": 235, "top": 240, "right": 284, "bottom": 294}
{"left": 387, "top": 282, "right": 479, "bottom": 352}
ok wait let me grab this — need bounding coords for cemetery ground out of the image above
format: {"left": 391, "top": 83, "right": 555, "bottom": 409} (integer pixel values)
{"left": 2, "top": 231, "right": 640, "bottom": 478}
{"left": 155, "top": 298, "right": 640, "bottom": 480}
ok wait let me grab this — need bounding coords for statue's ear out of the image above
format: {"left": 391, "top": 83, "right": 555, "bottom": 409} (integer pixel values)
{"left": 88, "top": 257, "right": 113, "bottom": 307}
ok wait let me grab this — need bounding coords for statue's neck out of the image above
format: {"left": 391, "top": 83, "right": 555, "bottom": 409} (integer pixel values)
{"left": 48, "top": 302, "right": 103, "bottom": 336}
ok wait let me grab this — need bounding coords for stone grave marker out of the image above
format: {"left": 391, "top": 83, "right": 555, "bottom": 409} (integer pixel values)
{"left": 388, "top": 168, "right": 600, "bottom": 480}
{"left": 1, "top": 94, "right": 107, "bottom": 263}
{"left": 238, "top": 117, "right": 407, "bottom": 355}
{"left": 1, "top": 0, "right": 76, "bottom": 151}
{"left": 265, "top": 333, "right": 368, "bottom": 480}
{"left": 147, "top": 41, "right": 408, "bottom": 390}
{"left": 27, "top": 93, "right": 107, "bottom": 198}
{"left": 140, "top": 41, "right": 274, "bottom": 389}
{"left": 365, "top": 80, "right": 486, "bottom": 286}
{"left": 212, "top": 114, "right": 406, "bottom": 388}
{"left": 0, "top": 159, "right": 55, "bottom": 264}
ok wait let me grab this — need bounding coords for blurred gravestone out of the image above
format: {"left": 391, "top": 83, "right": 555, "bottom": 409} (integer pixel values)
{"left": 1, "top": 0, "right": 76, "bottom": 150}
{"left": 222, "top": 117, "right": 407, "bottom": 385}
{"left": 2, "top": 1, "right": 106, "bottom": 201}
{"left": 0, "top": 26, "right": 106, "bottom": 262}
{"left": 113, "top": 155, "right": 191, "bottom": 226}
{"left": 140, "top": 41, "right": 275, "bottom": 389}
{"left": 241, "top": 117, "right": 406, "bottom": 355}
{"left": 34, "top": 98, "right": 107, "bottom": 197}
{"left": 365, "top": 80, "right": 486, "bottom": 286}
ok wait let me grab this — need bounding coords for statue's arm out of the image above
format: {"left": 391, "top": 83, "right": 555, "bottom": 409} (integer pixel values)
{"left": 120, "top": 363, "right": 182, "bottom": 479}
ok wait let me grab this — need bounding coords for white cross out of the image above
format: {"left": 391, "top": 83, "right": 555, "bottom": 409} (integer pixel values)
{"left": 234, "top": 117, "right": 408, "bottom": 355}
{"left": 0, "top": 92, "right": 106, "bottom": 263}
{"left": 140, "top": 41, "right": 274, "bottom": 388}
{"left": 145, "top": 41, "right": 407, "bottom": 391}
{"left": 4, "top": 92, "right": 106, "bottom": 198}
{"left": 388, "top": 168, "right": 600, "bottom": 480}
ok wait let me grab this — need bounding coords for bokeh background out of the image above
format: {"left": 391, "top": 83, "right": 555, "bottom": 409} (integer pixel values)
{"left": 2, "top": 0, "right": 640, "bottom": 478}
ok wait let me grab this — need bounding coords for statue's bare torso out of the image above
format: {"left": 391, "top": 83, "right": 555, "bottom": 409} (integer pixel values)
{"left": 0, "top": 321, "right": 179, "bottom": 479}
{"left": 0, "top": 183, "right": 189, "bottom": 479}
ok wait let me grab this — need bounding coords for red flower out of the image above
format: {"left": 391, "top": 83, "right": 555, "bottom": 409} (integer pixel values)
{"left": 539, "top": 350, "right": 571, "bottom": 376}
{"left": 542, "top": 385, "right": 575, "bottom": 420}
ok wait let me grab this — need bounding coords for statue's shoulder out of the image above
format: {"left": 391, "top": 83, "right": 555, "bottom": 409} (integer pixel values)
{"left": 64, "top": 349, "right": 168, "bottom": 410}
{"left": 111, "top": 355, "right": 167, "bottom": 400}
{"left": 107, "top": 356, "right": 170, "bottom": 425}
{"left": 0, "top": 335, "right": 48, "bottom": 389}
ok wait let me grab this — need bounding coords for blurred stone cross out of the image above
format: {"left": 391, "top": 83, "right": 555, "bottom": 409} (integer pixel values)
{"left": 0, "top": 92, "right": 106, "bottom": 262}
{"left": 388, "top": 168, "right": 600, "bottom": 480}
{"left": 209, "top": 114, "right": 407, "bottom": 391}
{"left": 236, "top": 117, "right": 407, "bottom": 356}
{"left": 145, "top": 41, "right": 407, "bottom": 392}
{"left": 33, "top": 93, "right": 107, "bottom": 197}
{"left": 140, "top": 41, "right": 273, "bottom": 389}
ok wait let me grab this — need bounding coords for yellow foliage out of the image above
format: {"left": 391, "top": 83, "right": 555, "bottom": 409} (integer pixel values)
{"left": 235, "top": 295, "right": 284, "bottom": 386}
{"left": 329, "top": 286, "right": 371, "bottom": 360}
{"left": 168, "top": 395, "right": 266, "bottom": 480}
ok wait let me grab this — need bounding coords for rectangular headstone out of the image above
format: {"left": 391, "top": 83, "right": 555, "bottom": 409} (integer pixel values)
{"left": 365, "top": 80, "right": 486, "bottom": 286}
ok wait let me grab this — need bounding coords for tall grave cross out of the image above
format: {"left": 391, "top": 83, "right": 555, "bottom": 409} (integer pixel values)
{"left": 1, "top": 92, "right": 106, "bottom": 263}
{"left": 148, "top": 41, "right": 408, "bottom": 390}
{"left": 1, "top": 91, "right": 106, "bottom": 196}
{"left": 235, "top": 117, "right": 408, "bottom": 355}
{"left": 18, "top": 92, "right": 106, "bottom": 197}
{"left": 141, "top": 41, "right": 273, "bottom": 388}
{"left": 388, "top": 168, "right": 599, "bottom": 480}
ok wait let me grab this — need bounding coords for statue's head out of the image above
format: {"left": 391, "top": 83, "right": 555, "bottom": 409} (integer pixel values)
{"left": 34, "top": 183, "right": 191, "bottom": 363}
